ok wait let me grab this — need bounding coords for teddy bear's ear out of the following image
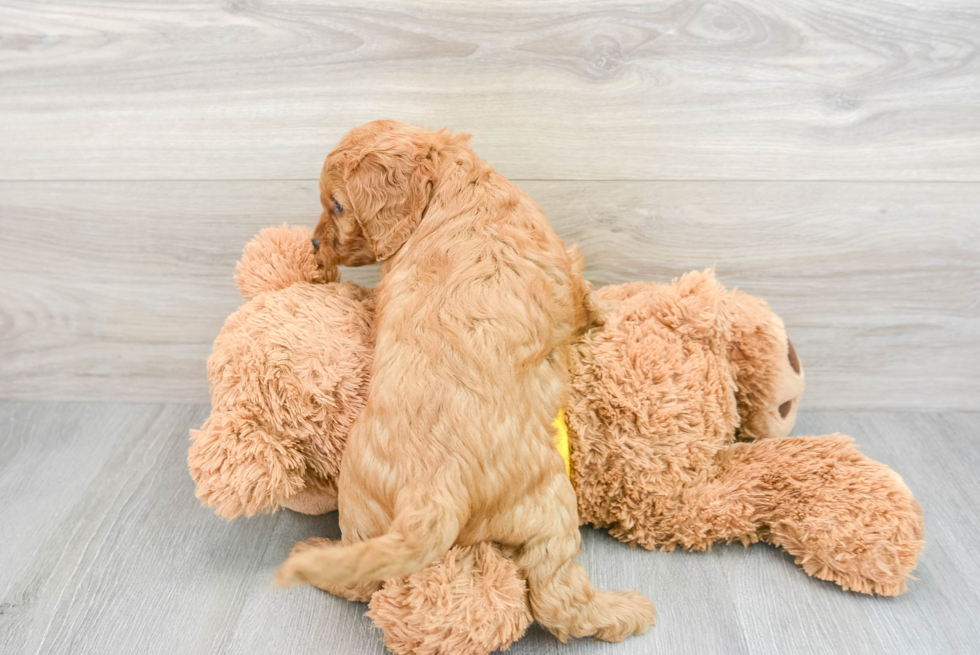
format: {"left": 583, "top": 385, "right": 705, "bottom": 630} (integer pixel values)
{"left": 235, "top": 224, "right": 339, "bottom": 301}
{"left": 188, "top": 409, "right": 308, "bottom": 519}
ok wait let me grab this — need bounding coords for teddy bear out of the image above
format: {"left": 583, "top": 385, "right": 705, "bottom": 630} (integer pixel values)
{"left": 189, "top": 225, "right": 924, "bottom": 655}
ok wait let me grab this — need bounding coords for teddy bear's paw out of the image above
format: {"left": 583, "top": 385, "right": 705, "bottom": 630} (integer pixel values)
{"left": 758, "top": 436, "right": 925, "bottom": 596}
{"left": 280, "top": 479, "right": 338, "bottom": 515}
{"left": 589, "top": 589, "right": 657, "bottom": 642}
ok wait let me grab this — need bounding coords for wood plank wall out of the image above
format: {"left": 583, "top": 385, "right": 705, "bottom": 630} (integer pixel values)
{"left": 1, "top": 1, "right": 978, "bottom": 409}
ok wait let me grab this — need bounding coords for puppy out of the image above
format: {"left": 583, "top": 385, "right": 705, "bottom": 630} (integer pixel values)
{"left": 277, "top": 121, "right": 656, "bottom": 641}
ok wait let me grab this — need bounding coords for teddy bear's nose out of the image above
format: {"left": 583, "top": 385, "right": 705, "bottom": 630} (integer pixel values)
{"left": 311, "top": 238, "right": 320, "bottom": 250}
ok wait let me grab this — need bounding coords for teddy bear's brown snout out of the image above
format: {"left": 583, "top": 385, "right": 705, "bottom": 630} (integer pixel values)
{"left": 772, "top": 336, "right": 805, "bottom": 429}
{"left": 787, "top": 339, "right": 801, "bottom": 375}
{"left": 778, "top": 339, "right": 805, "bottom": 418}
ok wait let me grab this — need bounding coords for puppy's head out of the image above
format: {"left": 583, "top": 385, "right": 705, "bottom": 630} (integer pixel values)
{"left": 313, "top": 120, "right": 438, "bottom": 267}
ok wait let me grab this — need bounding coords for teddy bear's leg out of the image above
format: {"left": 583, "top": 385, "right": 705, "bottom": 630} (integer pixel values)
{"left": 367, "top": 543, "right": 533, "bottom": 655}
{"left": 690, "top": 435, "right": 925, "bottom": 595}
{"left": 288, "top": 538, "right": 381, "bottom": 601}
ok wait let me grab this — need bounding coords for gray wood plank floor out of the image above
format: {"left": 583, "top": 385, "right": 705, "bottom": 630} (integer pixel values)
{"left": 1, "top": 403, "right": 976, "bottom": 654}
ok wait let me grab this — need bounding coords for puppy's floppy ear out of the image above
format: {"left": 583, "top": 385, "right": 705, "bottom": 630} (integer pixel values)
{"left": 343, "top": 134, "right": 434, "bottom": 260}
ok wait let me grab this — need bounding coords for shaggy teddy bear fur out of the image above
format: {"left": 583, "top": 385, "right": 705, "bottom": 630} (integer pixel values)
{"left": 189, "top": 225, "right": 374, "bottom": 518}
{"left": 566, "top": 273, "right": 923, "bottom": 596}
{"left": 276, "top": 121, "right": 655, "bottom": 644}
{"left": 190, "top": 225, "right": 925, "bottom": 655}
{"left": 365, "top": 542, "right": 533, "bottom": 655}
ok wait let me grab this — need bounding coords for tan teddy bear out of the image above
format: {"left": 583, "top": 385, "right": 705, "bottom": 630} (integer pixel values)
{"left": 189, "top": 225, "right": 924, "bottom": 655}
{"left": 189, "top": 225, "right": 371, "bottom": 518}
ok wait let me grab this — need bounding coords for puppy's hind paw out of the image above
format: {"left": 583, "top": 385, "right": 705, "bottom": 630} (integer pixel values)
{"left": 274, "top": 544, "right": 324, "bottom": 588}
{"left": 273, "top": 560, "right": 304, "bottom": 588}
{"left": 289, "top": 536, "right": 337, "bottom": 557}
{"left": 592, "top": 589, "right": 657, "bottom": 642}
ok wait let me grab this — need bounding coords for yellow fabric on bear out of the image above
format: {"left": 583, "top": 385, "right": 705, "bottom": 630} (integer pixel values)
{"left": 552, "top": 410, "right": 571, "bottom": 480}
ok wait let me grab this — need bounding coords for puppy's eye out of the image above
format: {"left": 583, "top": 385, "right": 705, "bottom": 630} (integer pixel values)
{"left": 332, "top": 199, "right": 344, "bottom": 215}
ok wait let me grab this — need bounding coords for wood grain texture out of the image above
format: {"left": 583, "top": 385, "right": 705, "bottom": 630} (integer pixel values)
{"left": 1, "top": 180, "right": 977, "bottom": 409}
{"left": 1, "top": 2, "right": 975, "bottom": 652}
{"left": 1, "top": 0, "right": 979, "bottom": 181}
{"left": 1, "top": 404, "right": 977, "bottom": 654}
{"left": 0, "top": 402, "right": 384, "bottom": 655}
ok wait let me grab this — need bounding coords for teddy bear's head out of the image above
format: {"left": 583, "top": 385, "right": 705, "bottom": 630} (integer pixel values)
{"left": 721, "top": 289, "right": 805, "bottom": 441}
{"left": 189, "top": 226, "right": 375, "bottom": 519}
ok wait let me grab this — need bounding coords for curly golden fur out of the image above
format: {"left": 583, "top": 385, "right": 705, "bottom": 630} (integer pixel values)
{"left": 191, "top": 228, "right": 924, "bottom": 653}
{"left": 275, "top": 121, "right": 656, "bottom": 642}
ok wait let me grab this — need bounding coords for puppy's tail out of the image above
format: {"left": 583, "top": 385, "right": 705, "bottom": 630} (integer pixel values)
{"left": 274, "top": 503, "right": 459, "bottom": 588}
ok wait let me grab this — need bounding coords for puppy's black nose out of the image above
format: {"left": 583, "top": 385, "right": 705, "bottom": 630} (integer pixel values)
{"left": 311, "top": 238, "right": 320, "bottom": 250}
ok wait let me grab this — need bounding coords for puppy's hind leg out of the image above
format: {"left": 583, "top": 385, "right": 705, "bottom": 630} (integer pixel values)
{"left": 288, "top": 537, "right": 382, "bottom": 602}
{"left": 277, "top": 494, "right": 460, "bottom": 590}
{"left": 513, "top": 481, "right": 656, "bottom": 642}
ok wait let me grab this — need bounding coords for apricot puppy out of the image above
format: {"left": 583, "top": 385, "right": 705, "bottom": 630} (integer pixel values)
{"left": 276, "top": 121, "right": 656, "bottom": 642}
